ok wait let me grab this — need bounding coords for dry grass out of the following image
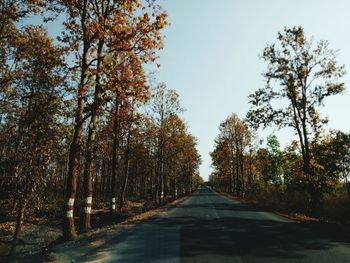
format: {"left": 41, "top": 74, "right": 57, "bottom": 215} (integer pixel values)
{"left": 0, "top": 196, "right": 189, "bottom": 262}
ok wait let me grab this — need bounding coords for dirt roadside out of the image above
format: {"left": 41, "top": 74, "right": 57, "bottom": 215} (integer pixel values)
{"left": 1, "top": 196, "right": 188, "bottom": 263}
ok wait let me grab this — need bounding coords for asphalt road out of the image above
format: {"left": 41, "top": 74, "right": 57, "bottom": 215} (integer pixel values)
{"left": 52, "top": 187, "right": 350, "bottom": 262}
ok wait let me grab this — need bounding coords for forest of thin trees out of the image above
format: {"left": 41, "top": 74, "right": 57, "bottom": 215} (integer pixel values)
{"left": 210, "top": 27, "right": 350, "bottom": 222}
{"left": 0, "top": 0, "right": 202, "bottom": 257}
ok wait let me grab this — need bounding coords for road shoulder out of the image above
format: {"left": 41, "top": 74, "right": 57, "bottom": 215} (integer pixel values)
{"left": 43, "top": 195, "right": 190, "bottom": 263}
{"left": 215, "top": 189, "right": 350, "bottom": 241}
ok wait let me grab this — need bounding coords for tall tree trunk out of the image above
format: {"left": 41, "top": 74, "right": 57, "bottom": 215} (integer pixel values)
{"left": 119, "top": 120, "right": 132, "bottom": 210}
{"left": 158, "top": 111, "right": 165, "bottom": 205}
{"left": 80, "top": 123, "right": 95, "bottom": 232}
{"left": 174, "top": 177, "right": 177, "bottom": 199}
{"left": 9, "top": 199, "right": 26, "bottom": 258}
{"left": 230, "top": 143, "right": 235, "bottom": 194}
{"left": 240, "top": 151, "right": 245, "bottom": 197}
{"left": 230, "top": 151, "right": 235, "bottom": 194}
{"left": 151, "top": 164, "right": 157, "bottom": 203}
{"left": 110, "top": 94, "right": 120, "bottom": 212}
{"left": 63, "top": 99, "right": 84, "bottom": 239}
{"left": 81, "top": 40, "right": 104, "bottom": 232}
{"left": 102, "top": 163, "right": 109, "bottom": 202}
{"left": 62, "top": 0, "right": 89, "bottom": 240}
{"left": 159, "top": 160, "right": 164, "bottom": 204}
{"left": 291, "top": 97, "right": 316, "bottom": 209}
{"left": 235, "top": 151, "right": 240, "bottom": 196}
{"left": 300, "top": 118, "right": 318, "bottom": 211}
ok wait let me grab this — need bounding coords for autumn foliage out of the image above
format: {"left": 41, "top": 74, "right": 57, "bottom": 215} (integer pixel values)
{"left": 211, "top": 27, "right": 350, "bottom": 225}
{"left": 0, "top": 0, "right": 201, "bottom": 258}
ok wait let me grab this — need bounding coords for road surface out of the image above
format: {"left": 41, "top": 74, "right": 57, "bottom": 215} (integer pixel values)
{"left": 52, "top": 187, "right": 350, "bottom": 262}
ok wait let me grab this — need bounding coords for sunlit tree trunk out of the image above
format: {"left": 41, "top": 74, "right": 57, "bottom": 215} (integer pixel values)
{"left": 119, "top": 119, "right": 132, "bottom": 210}
{"left": 63, "top": 0, "right": 89, "bottom": 240}
{"left": 110, "top": 94, "right": 121, "bottom": 212}
{"left": 240, "top": 150, "right": 245, "bottom": 197}
{"left": 81, "top": 40, "right": 104, "bottom": 232}
{"left": 158, "top": 109, "right": 165, "bottom": 205}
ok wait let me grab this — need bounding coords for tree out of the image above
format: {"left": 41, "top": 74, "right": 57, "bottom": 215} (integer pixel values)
{"left": 59, "top": 0, "right": 97, "bottom": 240}
{"left": 149, "top": 83, "right": 183, "bottom": 204}
{"left": 254, "top": 148, "right": 270, "bottom": 186}
{"left": 192, "top": 173, "right": 204, "bottom": 190}
{"left": 169, "top": 127, "right": 201, "bottom": 196}
{"left": 118, "top": 104, "right": 136, "bottom": 210}
{"left": 60, "top": 0, "right": 168, "bottom": 238}
{"left": 247, "top": 26, "right": 345, "bottom": 209}
{"left": 210, "top": 139, "right": 232, "bottom": 192}
{"left": 79, "top": 0, "right": 167, "bottom": 232}
{"left": 319, "top": 131, "right": 350, "bottom": 201}
{"left": 105, "top": 51, "right": 148, "bottom": 212}
{"left": 211, "top": 114, "right": 252, "bottom": 196}
{"left": 310, "top": 135, "right": 341, "bottom": 202}
{"left": 266, "top": 135, "right": 283, "bottom": 186}
{"left": 0, "top": 25, "right": 65, "bottom": 257}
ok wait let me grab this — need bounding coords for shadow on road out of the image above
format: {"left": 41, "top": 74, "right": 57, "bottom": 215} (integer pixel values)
{"left": 51, "top": 189, "right": 350, "bottom": 262}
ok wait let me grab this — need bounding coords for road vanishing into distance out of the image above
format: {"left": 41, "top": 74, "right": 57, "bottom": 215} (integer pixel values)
{"left": 52, "top": 187, "right": 350, "bottom": 262}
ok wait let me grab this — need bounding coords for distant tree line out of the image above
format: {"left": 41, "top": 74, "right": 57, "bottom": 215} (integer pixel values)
{"left": 210, "top": 26, "right": 350, "bottom": 221}
{"left": 0, "top": 0, "right": 202, "bottom": 257}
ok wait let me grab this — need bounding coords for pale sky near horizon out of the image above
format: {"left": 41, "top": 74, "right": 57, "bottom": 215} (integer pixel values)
{"left": 154, "top": 0, "right": 350, "bottom": 180}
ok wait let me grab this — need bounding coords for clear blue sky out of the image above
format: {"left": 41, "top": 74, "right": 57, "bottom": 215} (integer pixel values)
{"left": 37, "top": 0, "right": 350, "bottom": 181}
{"left": 154, "top": 0, "right": 350, "bottom": 180}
